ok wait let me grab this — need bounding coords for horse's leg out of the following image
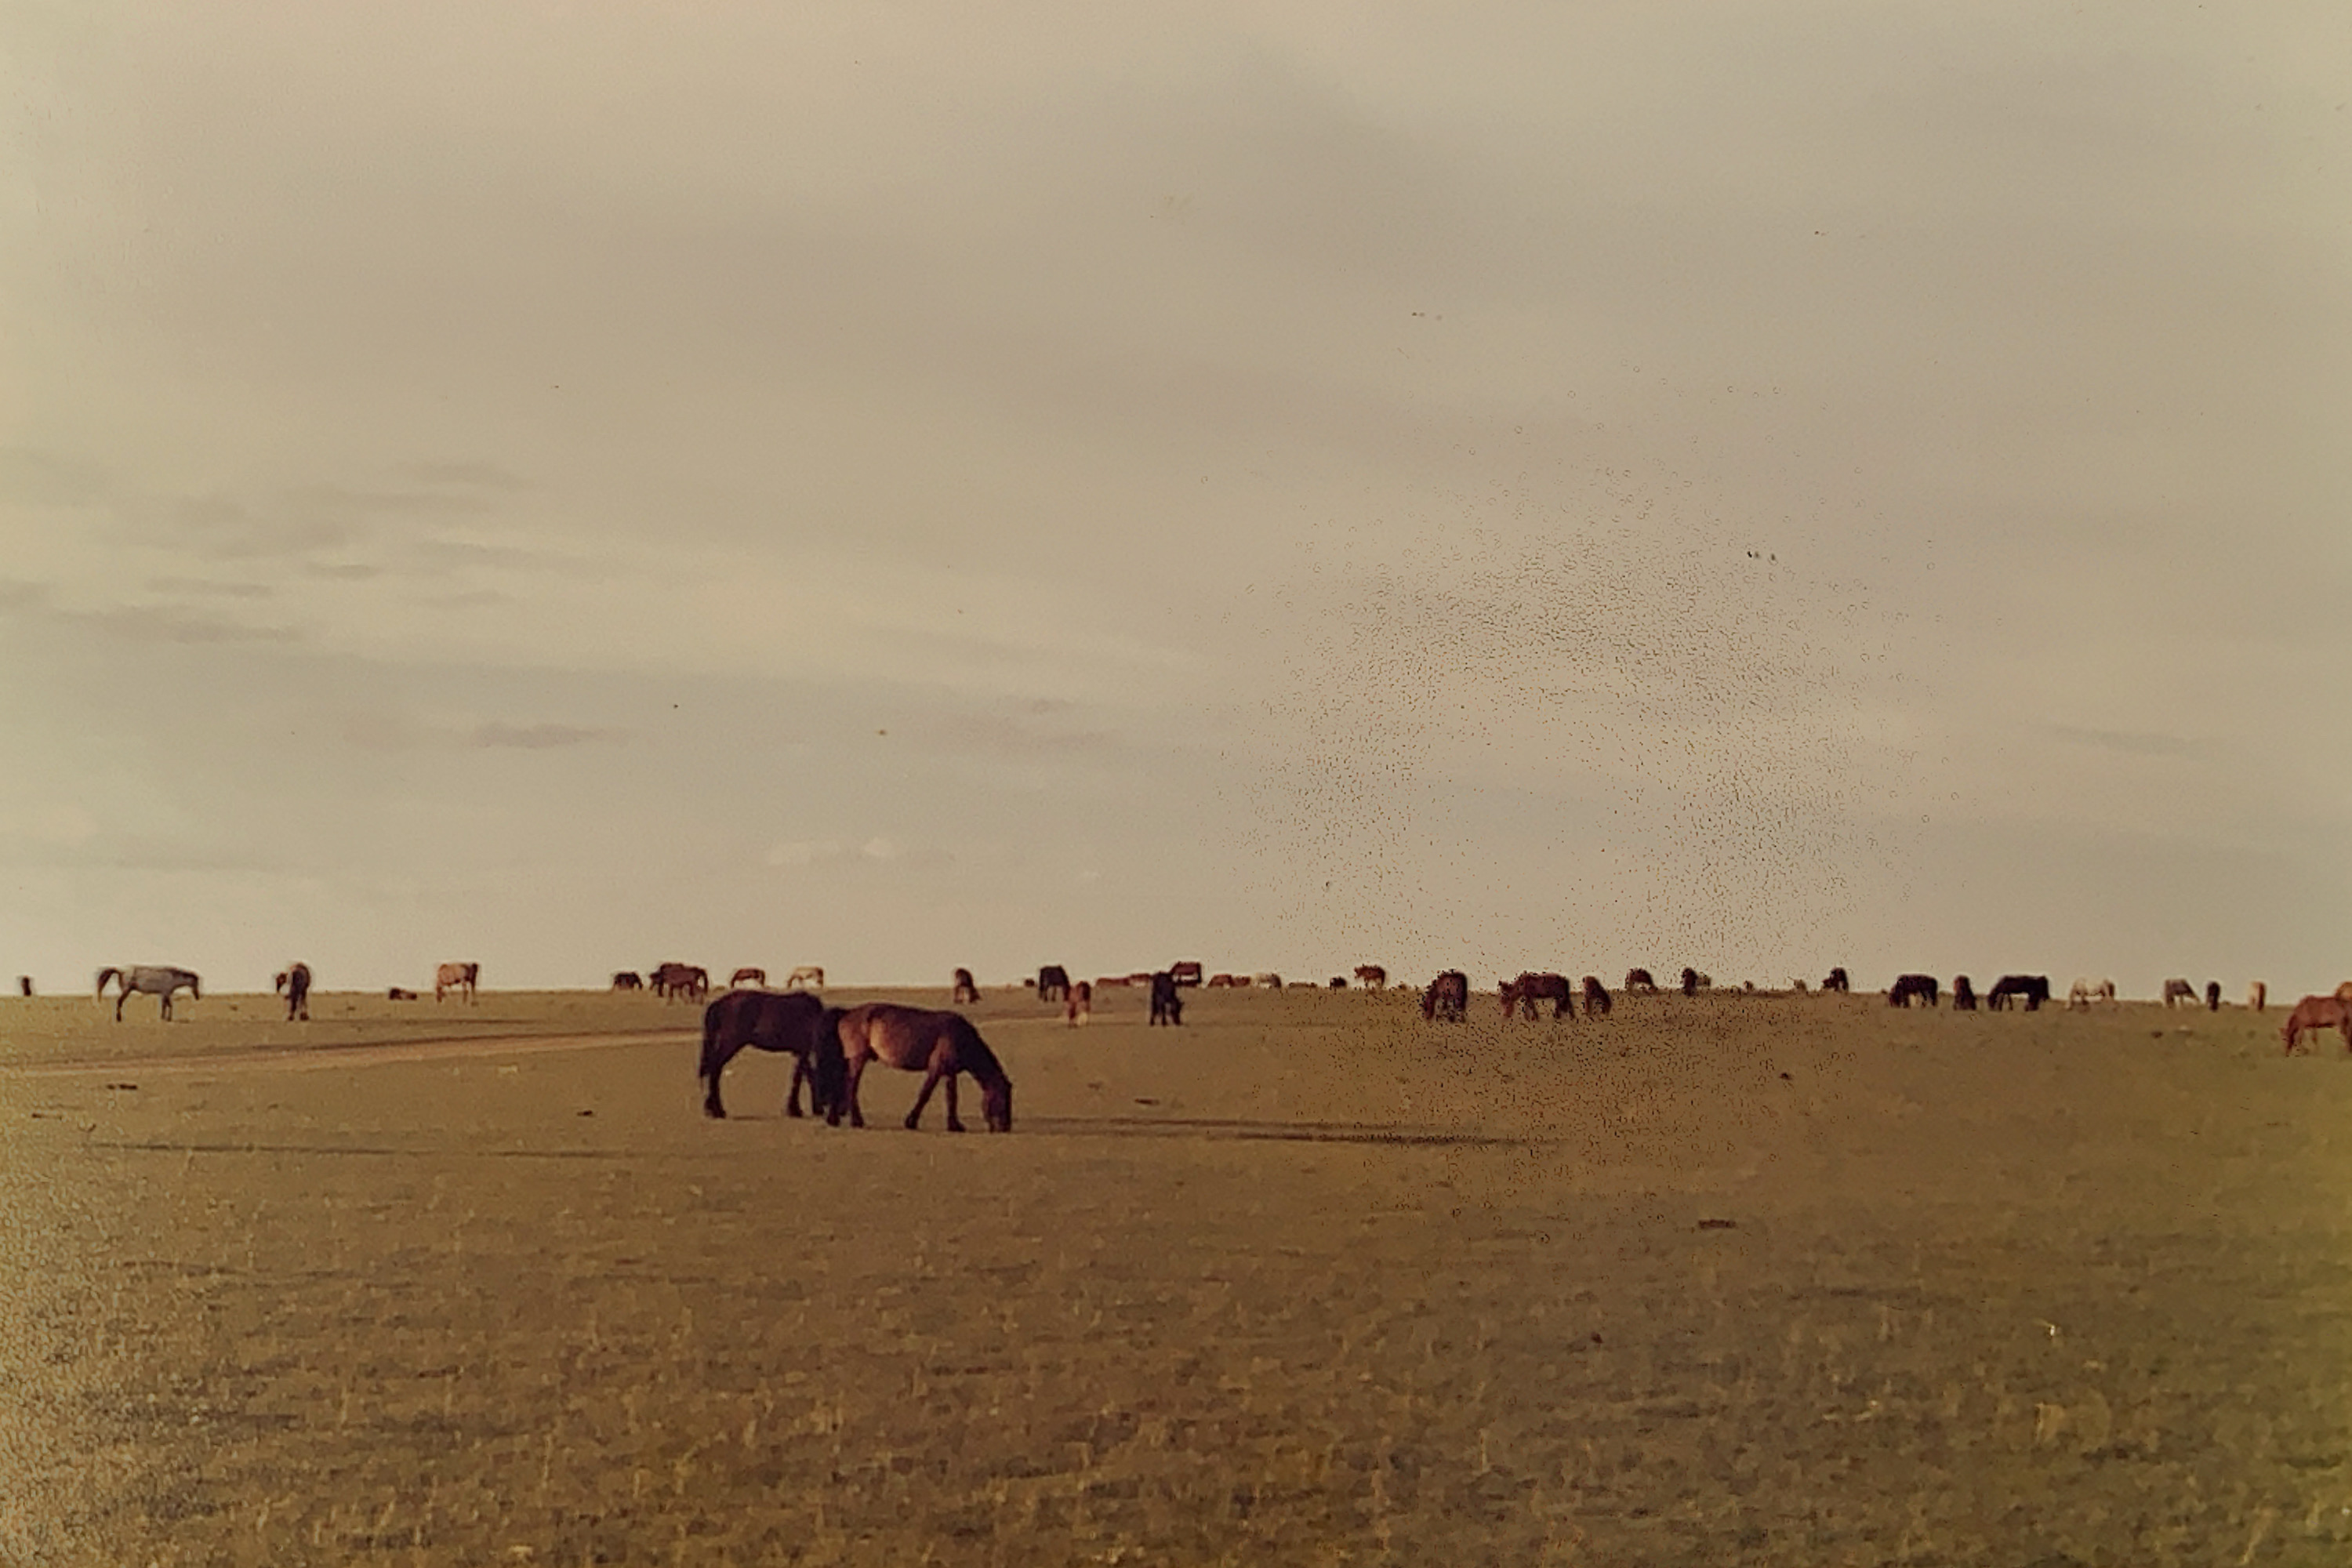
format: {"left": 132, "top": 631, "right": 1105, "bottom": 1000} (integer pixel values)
{"left": 942, "top": 1067, "right": 965, "bottom": 1134}
{"left": 786, "top": 1050, "right": 808, "bottom": 1119}
{"left": 844, "top": 1051, "right": 869, "bottom": 1128}
{"left": 905, "top": 1051, "right": 951, "bottom": 1131}
{"left": 702, "top": 1037, "right": 739, "bottom": 1119}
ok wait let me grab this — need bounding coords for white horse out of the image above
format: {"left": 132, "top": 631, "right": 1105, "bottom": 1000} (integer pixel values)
{"left": 2161, "top": 978, "right": 2197, "bottom": 1008}
{"left": 2067, "top": 978, "right": 2116, "bottom": 1009}
{"left": 96, "top": 965, "right": 201, "bottom": 1022}
{"left": 785, "top": 966, "right": 825, "bottom": 989}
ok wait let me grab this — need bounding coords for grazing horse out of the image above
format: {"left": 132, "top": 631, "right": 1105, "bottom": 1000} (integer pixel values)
{"left": 1822, "top": 967, "right": 1851, "bottom": 994}
{"left": 1888, "top": 973, "right": 1939, "bottom": 1008}
{"left": 697, "top": 988, "right": 845, "bottom": 1120}
{"left": 1624, "top": 968, "right": 1659, "bottom": 995}
{"left": 951, "top": 967, "right": 981, "bottom": 1004}
{"left": 612, "top": 971, "right": 644, "bottom": 991}
{"left": 1987, "top": 975, "right": 2051, "bottom": 1011}
{"left": 1679, "top": 967, "right": 1710, "bottom": 997}
{"left": 15, "top": 977, "right": 28, "bottom": 997}
{"left": 1353, "top": 964, "right": 1388, "bottom": 992}
{"left": 1170, "top": 961, "right": 1204, "bottom": 988}
{"left": 387, "top": 987, "right": 418, "bottom": 1000}
{"left": 1501, "top": 972, "right": 1573, "bottom": 1019}
{"left": 2205, "top": 981, "right": 2222, "bottom": 1011}
{"left": 273, "top": 962, "right": 312, "bottom": 1022}
{"left": 1581, "top": 976, "right": 1613, "bottom": 1016}
{"left": 1035, "top": 966, "right": 1069, "bottom": 1003}
{"left": 833, "top": 1003, "right": 1013, "bottom": 1132}
{"left": 2249, "top": 982, "right": 2268, "bottom": 1012}
{"left": 1951, "top": 975, "right": 1977, "bottom": 1011}
{"left": 1149, "top": 971, "right": 1183, "bottom": 1025}
{"left": 652, "top": 963, "right": 709, "bottom": 1001}
{"left": 2281, "top": 995, "right": 2352, "bottom": 1056}
{"left": 729, "top": 967, "right": 768, "bottom": 990}
{"left": 785, "top": 966, "right": 826, "bottom": 991}
{"left": 96, "top": 966, "right": 200, "bottom": 1022}
{"left": 1065, "top": 980, "right": 1092, "bottom": 1025}
{"left": 1251, "top": 973, "right": 1283, "bottom": 989}
{"left": 2161, "top": 978, "right": 2197, "bottom": 1009}
{"left": 1421, "top": 971, "right": 1468, "bottom": 1022}
{"left": 435, "top": 962, "right": 480, "bottom": 1004}
{"left": 2068, "top": 978, "right": 2117, "bottom": 1010}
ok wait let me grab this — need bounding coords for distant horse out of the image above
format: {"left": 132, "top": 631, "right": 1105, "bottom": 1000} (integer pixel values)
{"left": 729, "top": 967, "right": 768, "bottom": 990}
{"left": 2205, "top": 981, "right": 2222, "bottom": 1011}
{"left": 786, "top": 966, "right": 826, "bottom": 991}
{"left": 1501, "top": 972, "right": 1573, "bottom": 1020}
{"left": 1822, "top": 967, "right": 1851, "bottom": 994}
{"left": 2068, "top": 978, "right": 2117, "bottom": 1009}
{"left": 1065, "top": 980, "right": 1092, "bottom": 1025}
{"left": 387, "top": 987, "right": 419, "bottom": 1000}
{"left": 2161, "top": 978, "right": 2197, "bottom": 1009}
{"left": 833, "top": 1003, "right": 1013, "bottom": 1132}
{"left": 16, "top": 977, "right": 28, "bottom": 996}
{"left": 1252, "top": 973, "right": 1283, "bottom": 990}
{"left": 1888, "top": 974, "right": 1938, "bottom": 1008}
{"left": 274, "top": 962, "right": 311, "bottom": 1022}
{"left": 1624, "top": 968, "right": 1659, "bottom": 995}
{"left": 1421, "top": 971, "right": 1468, "bottom": 1022}
{"left": 1581, "top": 976, "right": 1612, "bottom": 1016}
{"left": 1149, "top": 971, "right": 1183, "bottom": 1025}
{"left": 1987, "top": 975, "right": 2050, "bottom": 1011}
{"left": 1035, "top": 966, "right": 1069, "bottom": 1002}
{"left": 96, "top": 966, "right": 200, "bottom": 1022}
{"left": 1353, "top": 964, "right": 1388, "bottom": 992}
{"left": 2249, "top": 982, "right": 2267, "bottom": 1012}
{"left": 435, "top": 962, "right": 480, "bottom": 1004}
{"left": 1170, "top": 962, "right": 1204, "bottom": 988}
{"left": 612, "top": 971, "right": 644, "bottom": 991}
{"left": 2281, "top": 995, "right": 2352, "bottom": 1056}
{"left": 698, "top": 988, "right": 845, "bottom": 1120}
{"left": 1207, "top": 974, "right": 1239, "bottom": 988}
{"left": 951, "top": 967, "right": 981, "bottom": 1004}
{"left": 1680, "top": 967, "right": 1709, "bottom": 997}
{"left": 1951, "top": 975, "right": 1977, "bottom": 1011}
{"left": 652, "top": 963, "right": 709, "bottom": 1001}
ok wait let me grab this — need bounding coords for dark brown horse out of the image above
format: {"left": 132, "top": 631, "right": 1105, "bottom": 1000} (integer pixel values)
{"left": 1421, "top": 971, "right": 1468, "bottom": 1022}
{"left": 1624, "top": 968, "right": 1658, "bottom": 995}
{"left": 1352, "top": 964, "right": 1388, "bottom": 992}
{"left": 1822, "top": 967, "right": 1851, "bottom": 993}
{"left": 1581, "top": 975, "right": 1612, "bottom": 1016}
{"left": 1987, "top": 975, "right": 2050, "bottom": 1011}
{"left": 1888, "top": 973, "right": 1938, "bottom": 1007}
{"left": 612, "top": 971, "right": 644, "bottom": 991}
{"left": 833, "top": 1003, "right": 1012, "bottom": 1132}
{"left": 698, "top": 988, "right": 845, "bottom": 1120}
{"left": 2282, "top": 995, "right": 2352, "bottom": 1056}
{"left": 952, "top": 967, "right": 981, "bottom": 1004}
{"left": 652, "top": 962, "right": 709, "bottom": 1001}
{"left": 1149, "top": 971, "right": 1183, "bottom": 1025}
{"left": 2205, "top": 981, "right": 2222, "bottom": 1011}
{"left": 273, "top": 962, "right": 311, "bottom": 1022}
{"left": 1501, "top": 972, "right": 1573, "bottom": 1019}
{"left": 1951, "top": 975, "right": 1976, "bottom": 1011}
{"left": 1036, "top": 965, "right": 1070, "bottom": 1003}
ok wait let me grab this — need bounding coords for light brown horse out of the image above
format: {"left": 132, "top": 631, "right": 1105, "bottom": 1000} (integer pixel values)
{"left": 434, "top": 962, "right": 478, "bottom": 1004}
{"left": 1500, "top": 972, "right": 1574, "bottom": 1019}
{"left": 2161, "top": 978, "right": 2197, "bottom": 1008}
{"left": 1352, "top": 964, "right": 1388, "bottom": 992}
{"left": 952, "top": 967, "right": 980, "bottom": 1004}
{"left": 729, "top": 967, "right": 768, "bottom": 989}
{"left": 832, "top": 1003, "right": 1012, "bottom": 1132}
{"left": 2282, "top": 995, "right": 2352, "bottom": 1056}
{"left": 1065, "top": 980, "right": 1092, "bottom": 1026}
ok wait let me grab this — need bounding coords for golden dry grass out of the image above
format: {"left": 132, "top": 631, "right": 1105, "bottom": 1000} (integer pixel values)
{"left": 4, "top": 982, "right": 2351, "bottom": 1564}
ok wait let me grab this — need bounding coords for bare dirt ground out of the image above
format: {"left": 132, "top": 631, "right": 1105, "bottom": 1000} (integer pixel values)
{"left": 5, "top": 983, "right": 2351, "bottom": 1565}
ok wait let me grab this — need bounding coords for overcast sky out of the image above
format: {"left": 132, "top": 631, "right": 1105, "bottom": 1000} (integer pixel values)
{"left": 4, "top": 3, "right": 2346, "bottom": 996}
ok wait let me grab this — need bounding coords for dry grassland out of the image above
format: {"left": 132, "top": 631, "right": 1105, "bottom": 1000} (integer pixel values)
{"left": 4, "top": 982, "right": 2351, "bottom": 1564}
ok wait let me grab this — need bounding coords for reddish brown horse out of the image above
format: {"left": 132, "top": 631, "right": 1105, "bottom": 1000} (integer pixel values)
{"left": 1624, "top": 968, "right": 1659, "bottom": 995}
{"left": 1500, "top": 972, "right": 1574, "bottom": 1019}
{"left": 1352, "top": 964, "right": 1388, "bottom": 992}
{"left": 1581, "top": 975, "right": 1612, "bottom": 1016}
{"left": 1065, "top": 980, "right": 1093, "bottom": 1025}
{"left": 698, "top": 988, "right": 845, "bottom": 1120}
{"left": 833, "top": 1003, "right": 1012, "bottom": 1132}
{"left": 2281, "top": 995, "right": 2352, "bottom": 1056}
{"left": 274, "top": 961, "right": 311, "bottom": 1022}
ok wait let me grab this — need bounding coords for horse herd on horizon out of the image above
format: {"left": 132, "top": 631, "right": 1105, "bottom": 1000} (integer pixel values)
{"left": 62, "top": 957, "right": 2352, "bottom": 1062}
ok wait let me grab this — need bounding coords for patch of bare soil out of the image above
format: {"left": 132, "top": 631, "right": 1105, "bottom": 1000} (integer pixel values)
{"left": 4, "top": 989, "right": 2350, "bottom": 1564}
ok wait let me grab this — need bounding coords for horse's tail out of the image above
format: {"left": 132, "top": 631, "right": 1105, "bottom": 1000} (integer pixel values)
{"left": 812, "top": 1007, "right": 848, "bottom": 1117}
{"left": 95, "top": 967, "right": 119, "bottom": 997}
{"left": 698, "top": 995, "right": 726, "bottom": 1087}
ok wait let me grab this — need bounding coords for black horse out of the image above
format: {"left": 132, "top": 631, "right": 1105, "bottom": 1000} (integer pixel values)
{"left": 1888, "top": 973, "right": 1939, "bottom": 1008}
{"left": 1822, "top": 967, "right": 1851, "bottom": 993}
{"left": 274, "top": 962, "right": 312, "bottom": 1022}
{"left": 1987, "top": 975, "right": 2051, "bottom": 1012}
{"left": 1149, "top": 971, "right": 1184, "bottom": 1025}
{"left": 1036, "top": 965, "right": 1071, "bottom": 1003}
{"left": 699, "top": 989, "right": 847, "bottom": 1120}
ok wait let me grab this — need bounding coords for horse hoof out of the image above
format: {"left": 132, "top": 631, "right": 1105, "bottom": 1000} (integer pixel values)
{"left": 903, "top": 1116, "right": 921, "bottom": 1131}
{"left": 786, "top": 1105, "right": 803, "bottom": 1119}
{"left": 947, "top": 1122, "right": 967, "bottom": 1134}
{"left": 704, "top": 1107, "right": 727, "bottom": 1120}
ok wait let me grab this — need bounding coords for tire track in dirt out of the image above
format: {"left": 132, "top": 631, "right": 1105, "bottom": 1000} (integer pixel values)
{"left": 0, "top": 1029, "right": 699, "bottom": 1078}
